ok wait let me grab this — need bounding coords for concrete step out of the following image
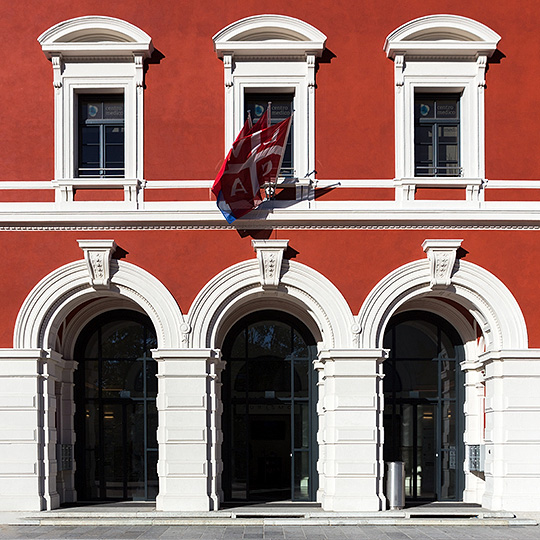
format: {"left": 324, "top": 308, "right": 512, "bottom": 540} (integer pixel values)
{"left": 20, "top": 509, "right": 537, "bottom": 527}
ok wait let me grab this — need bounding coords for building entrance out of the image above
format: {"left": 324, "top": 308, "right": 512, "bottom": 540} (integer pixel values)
{"left": 74, "top": 310, "right": 158, "bottom": 501}
{"left": 222, "top": 311, "right": 317, "bottom": 502}
{"left": 383, "top": 311, "right": 464, "bottom": 501}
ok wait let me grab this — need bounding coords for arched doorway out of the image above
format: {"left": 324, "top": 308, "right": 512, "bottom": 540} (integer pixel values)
{"left": 74, "top": 309, "right": 158, "bottom": 501}
{"left": 222, "top": 310, "right": 318, "bottom": 502}
{"left": 383, "top": 311, "right": 465, "bottom": 502}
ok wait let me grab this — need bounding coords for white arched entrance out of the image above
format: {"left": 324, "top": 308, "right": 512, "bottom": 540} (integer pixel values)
{"left": 181, "top": 240, "right": 386, "bottom": 511}
{"left": 356, "top": 239, "right": 534, "bottom": 510}
{"left": 5, "top": 240, "right": 185, "bottom": 511}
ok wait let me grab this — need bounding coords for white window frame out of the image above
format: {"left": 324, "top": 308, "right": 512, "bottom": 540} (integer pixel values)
{"left": 38, "top": 16, "right": 153, "bottom": 206}
{"left": 384, "top": 15, "right": 500, "bottom": 200}
{"left": 213, "top": 15, "right": 326, "bottom": 181}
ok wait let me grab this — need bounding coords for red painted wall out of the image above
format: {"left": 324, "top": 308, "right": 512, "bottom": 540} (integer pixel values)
{"left": 1, "top": 229, "right": 539, "bottom": 348}
{"left": 2, "top": 4, "right": 540, "bottom": 349}
{"left": 4, "top": 0, "right": 540, "bottom": 182}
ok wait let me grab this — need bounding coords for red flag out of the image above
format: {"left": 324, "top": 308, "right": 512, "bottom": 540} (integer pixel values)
{"left": 212, "top": 116, "right": 292, "bottom": 222}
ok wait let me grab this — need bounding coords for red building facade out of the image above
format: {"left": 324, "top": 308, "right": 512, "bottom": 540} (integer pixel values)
{"left": 1, "top": 0, "right": 540, "bottom": 514}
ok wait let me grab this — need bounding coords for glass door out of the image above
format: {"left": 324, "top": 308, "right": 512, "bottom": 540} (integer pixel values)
{"left": 383, "top": 311, "right": 464, "bottom": 502}
{"left": 74, "top": 310, "right": 158, "bottom": 501}
{"left": 222, "top": 311, "right": 317, "bottom": 502}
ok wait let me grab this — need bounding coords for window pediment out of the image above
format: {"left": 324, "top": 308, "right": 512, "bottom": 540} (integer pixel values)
{"left": 38, "top": 16, "right": 153, "bottom": 59}
{"left": 213, "top": 14, "right": 326, "bottom": 58}
{"left": 384, "top": 14, "right": 500, "bottom": 58}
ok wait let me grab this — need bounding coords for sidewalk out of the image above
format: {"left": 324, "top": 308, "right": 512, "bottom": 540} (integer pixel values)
{"left": 0, "top": 523, "right": 539, "bottom": 540}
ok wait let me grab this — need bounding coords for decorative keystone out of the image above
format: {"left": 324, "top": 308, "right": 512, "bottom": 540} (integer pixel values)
{"left": 422, "top": 239, "right": 463, "bottom": 289}
{"left": 252, "top": 239, "right": 289, "bottom": 289}
{"left": 78, "top": 239, "right": 117, "bottom": 290}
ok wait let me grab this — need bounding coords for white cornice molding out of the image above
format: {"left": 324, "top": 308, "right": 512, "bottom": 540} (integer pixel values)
{"left": 384, "top": 14, "right": 500, "bottom": 59}
{"left": 213, "top": 14, "right": 326, "bottom": 58}
{"left": 7, "top": 178, "right": 540, "bottom": 190}
{"left": 38, "top": 16, "right": 153, "bottom": 59}
{"left": 5, "top": 202, "right": 540, "bottom": 228}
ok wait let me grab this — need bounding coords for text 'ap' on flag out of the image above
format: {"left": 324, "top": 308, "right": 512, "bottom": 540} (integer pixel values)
{"left": 211, "top": 114, "right": 292, "bottom": 223}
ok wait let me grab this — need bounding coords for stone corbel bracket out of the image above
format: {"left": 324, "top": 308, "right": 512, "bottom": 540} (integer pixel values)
{"left": 252, "top": 239, "right": 289, "bottom": 289}
{"left": 78, "top": 239, "right": 117, "bottom": 290}
{"left": 422, "top": 239, "right": 463, "bottom": 289}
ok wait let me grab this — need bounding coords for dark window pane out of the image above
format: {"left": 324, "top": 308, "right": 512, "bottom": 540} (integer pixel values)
{"left": 415, "top": 144, "right": 433, "bottom": 165}
{"left": 82, "top": 102, "right": 103, "bottom": 121}
{"left": 294, "top": 451, "right": 310, "bottom": 500}
{"left": 78, "top": 95, "right": 124, "bottom": 178}
{"left": 394, "top": 320, "right": 438, "bottom": 359}
{"left": 415, "top": 125, "right": 433, "bottom": 145}
{"left": 81, "top": 145, "right": 100, "bottom": 166}
{"left": 439, "top": 125, "right": 458, "bottom": 142}
{"left": 230, "top": 330, "right": 246, "bottom": 358}
{"left": 222, "top": 311, "right": 316, "bottom": 502}
{"left": 84, "top": 360, "right": 99, "bottom": 398}
{"left": 105, "top": 145, "right": 125, "bottom": 166}
{"left": 81, "top": 126, "right": 100, "bottom": 144}
{"left": 292, "top": 329, "right": 308, "bottom": 358}
{"left": 436, "top": 99, "right": 458, "bottom": 118}
{"left": 247, "top": 357, "right": 290, "bottom": 398}
{"left": 415, "top": 98, "right": 434, "bottom": 119}
{"left": 101, "top": 320, "right": 145, "bottom": 358}
{"left": 244, "top": 93, "right": 294, "bottom": 177}
{"left": 146, "top": 359, "right": 158, "bottom": 397}
{"left": 105, "top": 126, "right": 124, "bottom": 144}
{"left": 104, "top": 102, "right": 124, "bottom": 120}
{"left": 440, "top": 359, "right": 456, "bottom": 399}
{"left": 414, "top": 94, "right": 460, "bottom": 177}
{"left": 395, "top": 359, "right": 438, "bottom": 398}
{"left": 293, "top": 359, "right": 309, "bottom": 398}
{"left": 247, "top": 321, "right": 291, "bottom": 358}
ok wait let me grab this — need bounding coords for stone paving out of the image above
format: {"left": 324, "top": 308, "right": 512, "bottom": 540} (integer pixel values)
{"left": 0, "top": 524, "right": 539, "bottom": 540}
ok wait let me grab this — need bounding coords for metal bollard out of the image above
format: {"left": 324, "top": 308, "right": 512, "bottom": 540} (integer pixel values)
{"left": 386, "top": 461, "right": 405, "bottom": 510}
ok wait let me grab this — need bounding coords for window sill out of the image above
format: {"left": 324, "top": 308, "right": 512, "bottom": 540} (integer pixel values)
{"left": 52, "top": 178, "right": 145, "bottom": 207}
{"left": 395, "top": 177, "right": 484, "bottom": 202}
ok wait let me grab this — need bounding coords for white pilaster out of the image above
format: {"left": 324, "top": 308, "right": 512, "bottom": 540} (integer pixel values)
{"left": 154, "top": 348, "right": 223, "bottom": 511}
{"left": 0, "top": 349, "right": 61, "bottom": 511}
{"left": 482, "top": 350, "right": 540, "bottom": 511}
{"left": 316, "top": 349, "right": 387, "bottom": 511}
{"left": 461, "top": 359, "right": 486, "bottom": 504}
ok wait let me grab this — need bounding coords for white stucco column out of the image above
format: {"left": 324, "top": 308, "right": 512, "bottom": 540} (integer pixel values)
{"left": 482, "top": 350, "right": 540, "bottom": 511}
{"left": 461, "top": 359, "right": 486, "bottom": 505}
{"left": 316, "top": 348, "right": 387, "bottom": 511}
{"left": 0, "top": 349, "right": 62, "bottom": 511}
{"left": 154, "top": 348, "right": 224, "bottom": 511}
{"left": 56, "top": 357, "right": 77, "bottom": 505}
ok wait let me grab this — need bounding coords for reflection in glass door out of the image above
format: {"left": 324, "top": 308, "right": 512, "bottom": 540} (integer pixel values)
{"left": 383, "top": 311, "right": 464, "bottom": 502}
{"left": 74, "top": 310, "right": 158, "bottom": 501}
{"left": 222, "top": 311, "right": 317, "bottom": 502}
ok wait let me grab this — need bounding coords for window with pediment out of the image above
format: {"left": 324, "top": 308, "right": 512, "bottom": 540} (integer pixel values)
{"left": 38, "top": 16, "right": 153, "bottom": 205}
{"left": 384, "top": 15, "right": 500, "bottom": 198}
{"left": 213, "top": 15, "right": 326, "bottom": 182}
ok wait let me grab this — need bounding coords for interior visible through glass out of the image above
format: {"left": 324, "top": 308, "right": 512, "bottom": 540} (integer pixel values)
{"left": 383, "top": 310, "right": 463, "bottom": 501}
{"left": 74, "top": 310, "right": 158, "bottom": 501}
{"left": 222, "top": 311, "right": 317, "bottom": 502}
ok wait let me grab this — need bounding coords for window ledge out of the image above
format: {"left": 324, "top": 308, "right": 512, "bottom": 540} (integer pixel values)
{"left": 52, "top": 178, "right": 145, "bottom": 207}
{"left": 396, "top": 177, "right": 483, "bottom": 187}
{"left": 395, "top": 177, "right": 484, "bottom": 203}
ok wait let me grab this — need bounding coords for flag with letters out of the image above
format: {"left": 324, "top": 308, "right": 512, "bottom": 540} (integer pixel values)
{"left": 212, "top": 114, "right": 291, "bottom": 223}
